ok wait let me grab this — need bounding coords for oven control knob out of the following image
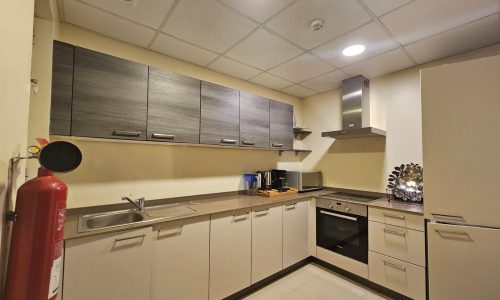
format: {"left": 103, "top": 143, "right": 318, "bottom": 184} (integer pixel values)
{"left": 345, "top": 207, "right": 350, "bottom": 212}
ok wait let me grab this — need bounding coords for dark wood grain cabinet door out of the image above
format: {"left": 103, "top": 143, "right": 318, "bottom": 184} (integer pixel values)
{"left": 50, "top": 41, "right": 74, "bottom": 136}
{"left": 239, "top": 92, "right": 269, "bottom": 148}
{"left": 200, "top": 82, "right": 239, "bottom": 146}
{"left": 270, "top": 100, "right": 293, "bottom": 149}
{"left": 72, "top": 47, "right": 148, "bottom": 140}
{"left": 148, "top": 67, "right": 200, "bottom": 143}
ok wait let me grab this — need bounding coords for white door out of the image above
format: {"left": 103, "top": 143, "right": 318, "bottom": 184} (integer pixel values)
{"left": 283, "top": 201, "right": 308, "bottom": 268}
{"left": 422, "top": 55, "right": 500, "bottom": 227}
{"left": 151, "top": 216, "right": 209, "bottom": 300}
{"left": 63, "top": 227, "right": 152, "bottom": 300}
{"left": 251, "top": 205, "right": 283, "bottom": 283}
{"left": 428, "top": 222, "right": 500, "bottom": 300}
{"left": 209, "top": 210, "right": 251, "bottom": 300}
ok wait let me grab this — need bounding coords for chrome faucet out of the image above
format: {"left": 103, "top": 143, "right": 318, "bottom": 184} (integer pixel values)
{"left": 122, "top": 196, "right": 145, "bottom": 212}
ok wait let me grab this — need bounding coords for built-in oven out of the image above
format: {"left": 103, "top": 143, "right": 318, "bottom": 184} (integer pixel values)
{"left": 316, "top": 198, "right": 368, "bottom": 264}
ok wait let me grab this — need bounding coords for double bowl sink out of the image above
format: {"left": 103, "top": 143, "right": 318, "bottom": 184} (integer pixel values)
{"left": 78, "top": 203, "right": 198, "bottom": 233}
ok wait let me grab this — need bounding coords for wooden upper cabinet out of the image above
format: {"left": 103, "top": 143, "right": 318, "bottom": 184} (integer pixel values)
{"left": 147, "top": 67, "right": 201, "bottom": 143}
{"left": 239, "top": 92, "right": 270, "bottom": 148}
{"left": 270, "top": 100, "right": 293, "bottom": 149}
{"left": 200, "top": 81, "right": 240, "bottom": 146}
{"left": 72, "top": 47, "right": 148, "bottom": 140}
{"left": 50, "top": 41, "right": 74, "bottom": 136}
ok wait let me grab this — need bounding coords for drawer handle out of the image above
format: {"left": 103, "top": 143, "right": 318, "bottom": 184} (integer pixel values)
{"left": 233, "top": 213, "right": 249, "bottom": 221}
{"left": 254, "top": 209, "right": 269, "bottom": 217}
{"left": 241, "top": 140, "right": 255, "bottom": 146}
{"left": 383, "top": 260, "right": 406, "bottom": 272}
{"left": 113, "top": 130, "right": 141, "bottom": 137}
{"left": 158, "top": 226, "right": 183, "bottom": 236}
{"left": 435, "top": 229, "right": 471, "bottom": 241}
{"left": 285, "top": 203, "right": 296, "bottom": 210}
{"left": 272, "top": 143, "right": 284, "bottom": 148}
{"left": 383, "top": 212, "right": 405, "bottom": 220}
{"left": 152, "top": 133, "right": 175, "bottom": 140}
{"left": 383, "top": 228, "right": 406, "bottom": 237}
{"left": 115, "top": 234, "right": 146, "bottom": 242}
{"left": 320, "top": 210, "right": 357, "bottom": 221}
{"left": 221, "top": 139, "right": 237, "bottom": 144}
{"left": 431, "top": 213, "right": 465, "bottom": 222}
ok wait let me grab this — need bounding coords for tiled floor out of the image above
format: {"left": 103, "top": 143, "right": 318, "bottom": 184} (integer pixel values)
{"left": 244, "top": 263, "right": 389, "bottom": 300}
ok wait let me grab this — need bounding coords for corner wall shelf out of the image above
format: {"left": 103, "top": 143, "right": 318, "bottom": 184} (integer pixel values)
{"left": 278, "top": 149, "right": 312, "bottom": 156}
{"left": 293, "top": 128, "right": 312, "bottom": 139}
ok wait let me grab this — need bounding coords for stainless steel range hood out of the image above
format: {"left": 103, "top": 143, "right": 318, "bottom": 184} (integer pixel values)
{"left": 322, "top": 75, "right": 385, "bottom": 139}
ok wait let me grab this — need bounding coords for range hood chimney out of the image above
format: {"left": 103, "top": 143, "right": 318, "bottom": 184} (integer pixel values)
{"left": 322, "top": 75, "right": 386, "bottom": 139}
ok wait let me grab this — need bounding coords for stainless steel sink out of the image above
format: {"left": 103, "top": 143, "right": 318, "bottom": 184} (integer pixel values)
{"left": 81, "top": 211, "right": 145, "bottom": 231}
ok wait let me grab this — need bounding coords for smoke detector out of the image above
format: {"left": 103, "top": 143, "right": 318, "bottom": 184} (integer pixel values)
{"left": 309, "top": 18, "right": 325, "bottom": 32}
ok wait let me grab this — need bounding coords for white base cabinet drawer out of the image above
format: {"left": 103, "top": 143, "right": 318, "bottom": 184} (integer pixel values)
{"left": 369, "top": 251, "right": 425, "bottom": 300}
{"left": 369, "top": 207, "right": 424, "bottom": 231}
{"left": 252, "top": 205, "right": 283, "bottom": 283}
{"left": 369, "top": 221, "right": 425, "bottom": 267}
{"left": 151, "top": 216, "right": 209, "bottom": 300}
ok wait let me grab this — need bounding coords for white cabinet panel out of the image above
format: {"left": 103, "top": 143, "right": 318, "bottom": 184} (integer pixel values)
{"left": 209, "top": 210, "right": 251, "bottom": 300}
{"left": 151, "top": 216, "right": 209, "bottom": 300}
{"left": 428, "top": 222, "right": 500, "bottom": 300}
{"left": 251, "top": 205, "right": 283, "bottom": 283}
{"left": 283, "top": 201, "right": 308, "bottom": 268}
{"left": 63, "top": 227, "right": 152, "bottom": 300}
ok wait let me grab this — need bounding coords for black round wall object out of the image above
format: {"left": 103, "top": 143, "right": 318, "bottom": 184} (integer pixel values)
{"left": 38, "top": 141, "right": 82, "bottom": 173}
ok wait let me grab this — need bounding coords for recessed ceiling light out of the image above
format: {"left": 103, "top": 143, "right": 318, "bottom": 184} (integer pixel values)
{"left": 342, "top": 44, "right": 366, "bottom": 56}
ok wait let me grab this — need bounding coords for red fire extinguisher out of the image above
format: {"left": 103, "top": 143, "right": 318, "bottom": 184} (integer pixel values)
{"left": 4, "top": 140, "right": 82, "bottom": 300}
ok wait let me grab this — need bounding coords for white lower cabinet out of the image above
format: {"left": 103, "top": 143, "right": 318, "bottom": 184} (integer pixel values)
{"left": 209, "top": 209, "right": 251, "bottom": 300}
{"left": 151, "top": 216, "right": 210, "bottom": 300}
{"left": 251, "top": 205, "right": 283, "bottom": 283}
{"left": 369, "top": 251, "right": 426, "bottom": 300}
{"left": 63, "top": 227, "right": 153, "bottom": 300}
{"left": 283, "top": 201, "right": 309, "bottom": 268}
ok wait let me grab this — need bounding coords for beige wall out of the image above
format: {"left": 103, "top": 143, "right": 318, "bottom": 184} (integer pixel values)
{"left": 30, "top": 21, "right": 304, "bottom": 208}
{"left": 301, "top": 43, "right": 500, "bottom": 193}
{"left": 0, "top": 0, "right": 35, "bottom": 291}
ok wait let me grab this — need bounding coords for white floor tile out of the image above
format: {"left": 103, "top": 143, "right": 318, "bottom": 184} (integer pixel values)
{"left": 280, "top": 290, "right": 309, "bottom": 300}
{"left": 278, "top": 266, "right": 316, "bottom": 289}
{"left": 244, "top": 280, "right": 294, "bottom": 300}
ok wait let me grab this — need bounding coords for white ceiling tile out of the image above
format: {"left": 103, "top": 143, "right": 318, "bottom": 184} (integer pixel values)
{"left": 225, "top": 28, "right": 303, "bottom": 70}
{"left": 208, "top": 56, "right": 262, "bottom": 80}
{"left": 150, "top": 33, "right": 219, "bottom": 66}
{"left": 80, "top": 0, "right": 175, "bottom": 29}
{"left": 300, "top": 70, "right": 350, "bottom": 92}
{"left": 281, "top": 84, "right": 317, "bottom": 98}
{"left": 63, "top": 0, "right": 156, "bottom": 47}
{"left": 219, "top": 0, "right": 294, "bottom": 23}
{"left": 381, "top": 0, "right": 500, "bottom": 45}
{"left": 250, "top": 72, "right": 293, "bottom": 90}
{"left": 312, "top": 22, "right": 398, "bottom": 68}
{"left": 162, "top": 0, "right": 258, "bottom": 53}
{"left": 269, "top": 53, "right": 334, "bottom": 83}
{"left": 342, "top": 48, "right": 413, "bottom": 79}
{"left": 405, "top": 14, "right": 500, "bottom": 65}
{"left": 265, "top": 0, "right": 371, "bottom": 50}
{"left": 361, "top": 0, "right": 412, "bottom": 17}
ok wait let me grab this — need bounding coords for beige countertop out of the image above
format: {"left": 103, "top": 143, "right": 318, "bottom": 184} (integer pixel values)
{"left": 369, "top": 198, "right": 424, "bottom": 215}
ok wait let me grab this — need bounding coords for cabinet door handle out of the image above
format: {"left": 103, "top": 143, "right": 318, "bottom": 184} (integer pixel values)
{"left": 113, "top": 130, "right": 142, "bottom": 137}
{"left": 115, "top": 234, "right": 146, "bottom": 242}
{"left": 254, "top": 209, "right": 269, "bottom": 217}
{"left": 221, "top": 139, "right": 237, "bottom": 144}
{"left": 233, "top": 213, "right": 249, "bottom": 221}
{"left": 383, "top": 228, "right": 406, "bottom": 237}
{"left": 382, "top": 212, "right": 406, "bottom": 220}
{"left": 320, "top": 210, "right": 357, "bottom": 221}
{"left": 383, "top": 260, "right": 406, "bottom": 272}
{"left": 435, "top": 229, "right": 470, "bottom": 240}
{"left": 158, "top": 226, "right": 182, "bottom": 236}
{"left": 431, "top": 213, "right": 465, "bottom": 222}
{"left": 285, "top": 203, "right": 296, "bottom": 210}
{"left": 241, "top": 140, "right": 255, "bottom": 146}
{"left": 272, "top": 143, "right": 284, "bottom": 148}
{"left": 152, "top": 133, "right": 175, "bottom": 140}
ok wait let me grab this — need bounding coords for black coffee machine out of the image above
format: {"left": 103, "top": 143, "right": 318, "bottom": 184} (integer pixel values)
{"left": 271, "top": 169, "right": 287, "bottom": 190}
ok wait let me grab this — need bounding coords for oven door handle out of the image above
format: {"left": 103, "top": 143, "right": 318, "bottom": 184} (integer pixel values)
{"left": 319, "top": 210, "right": 357, "bottom": 221}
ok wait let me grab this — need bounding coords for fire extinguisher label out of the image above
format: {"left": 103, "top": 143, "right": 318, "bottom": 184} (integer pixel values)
{"left": 48, "top": 256, "right": 62, "bottom": 299}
